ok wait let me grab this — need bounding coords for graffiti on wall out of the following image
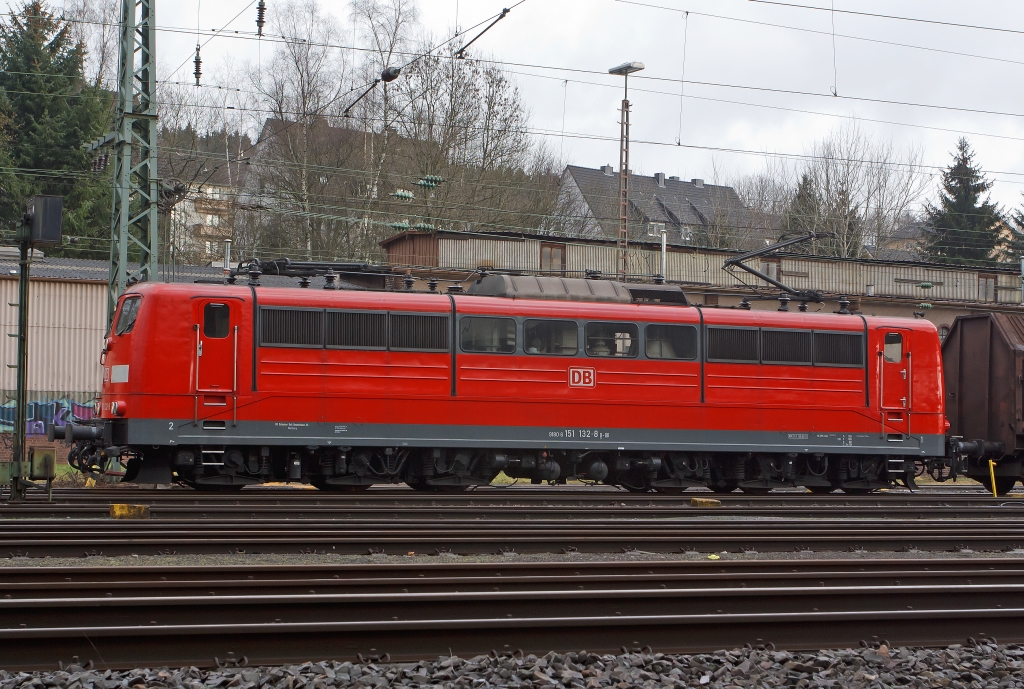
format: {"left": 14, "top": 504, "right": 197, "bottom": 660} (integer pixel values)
{"left": 0, "top": 398, "right": 97, "bottom": 436}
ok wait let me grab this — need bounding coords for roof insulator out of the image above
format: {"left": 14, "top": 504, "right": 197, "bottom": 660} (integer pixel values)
{"left": 411, "top": 222, "right": 435, "bottom": 231}
{"left": 256, "top": 0, "right": 266, "bottom": 37}
{"left": 193, "top": 44, "right": 202, "bottom": 86}
{"left": 390, "top": 221, "right": 410, "bottom": 230}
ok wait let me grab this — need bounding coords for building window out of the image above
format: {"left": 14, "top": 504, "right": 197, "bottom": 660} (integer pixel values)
{"left": 540, "top": 242, "right": 566, "bottom": 274}
{"left": 979, "top": 274, "right": 996, "bottom": 302}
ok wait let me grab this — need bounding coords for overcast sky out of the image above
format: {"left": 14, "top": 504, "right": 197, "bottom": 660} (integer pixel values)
{"left": 59, "top": 0, "right": 1024, "bottom": 210}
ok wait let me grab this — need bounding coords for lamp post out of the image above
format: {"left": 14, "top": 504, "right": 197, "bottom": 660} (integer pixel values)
{"left": 608, "top": 61, "right": 644, "bottom": 281}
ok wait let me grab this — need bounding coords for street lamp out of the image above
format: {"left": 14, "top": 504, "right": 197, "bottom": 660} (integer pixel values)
{"left": 608, "top": 61, "right": 644, "bottom": 281}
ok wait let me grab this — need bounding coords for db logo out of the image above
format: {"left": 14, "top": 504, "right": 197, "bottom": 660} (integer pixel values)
{"left": 569, "top": 367, "right": 596, "bottom": 388}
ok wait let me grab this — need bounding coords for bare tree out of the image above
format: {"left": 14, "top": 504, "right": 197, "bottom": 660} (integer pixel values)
{"left": 247, "top": 0, "right": 351, "bottom": 259}
{"left": 732, "top": 123, "right": 927, "bottom": 259}
{"left": 66, "top": 0, "right": 119, "bottom": 87}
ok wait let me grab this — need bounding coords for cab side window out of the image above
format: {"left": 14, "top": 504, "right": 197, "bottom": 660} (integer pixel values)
{"left": 204, "top": 303, "right": 230, "bottom": 339}
{"left": 114, "top": 296, "right": 142, "bottom": 335}
{"left": 883, "top": 332, "right": 903, "bottom": 363}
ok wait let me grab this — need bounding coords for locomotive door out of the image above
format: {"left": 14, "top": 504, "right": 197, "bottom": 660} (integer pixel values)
{"left": 195, "top": 300, "right": 237, "bottom": 393}
{"left": 879, "top": 329, "right": 911, "bottom": 436}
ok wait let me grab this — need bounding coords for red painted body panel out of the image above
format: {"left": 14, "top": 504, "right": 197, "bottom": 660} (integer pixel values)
{"left": 100, "top": 283, "right": 946, "bottom": 441}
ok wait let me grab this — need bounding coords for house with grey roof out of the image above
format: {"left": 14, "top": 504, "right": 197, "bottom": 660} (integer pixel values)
{"left": 557, "top": 165, "right": 774, "bottom": 250}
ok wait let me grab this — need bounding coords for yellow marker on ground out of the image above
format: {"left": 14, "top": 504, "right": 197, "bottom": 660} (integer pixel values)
{"left": 691, "top": 497, "right": 722, "bottom": 507}
{"left": 109, "top": 504, "right": 150, "bottom": 519}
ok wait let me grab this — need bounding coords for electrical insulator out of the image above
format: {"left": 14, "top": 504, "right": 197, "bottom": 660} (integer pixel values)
{"left": 193, "top": 44, "right": 202, "bottom": 86}
{"left": 256, "top": 0, "right": 266, "bottom": 37}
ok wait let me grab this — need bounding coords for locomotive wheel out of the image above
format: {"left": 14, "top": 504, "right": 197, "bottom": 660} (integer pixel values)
{"left": 842, "top": 487, "right": 872, "bottom": 495}
{"left": 710, "top": 482, "right": 738, "bottom": 494}
{"left": 739, "top": 486, "right": 771, "bottom": 495}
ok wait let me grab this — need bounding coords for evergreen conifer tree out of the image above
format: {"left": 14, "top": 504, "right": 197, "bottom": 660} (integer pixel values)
{"left": 922, "top": 138, "right": 1002, "bottom": 265}
{"left": 0, "top": 1, "right": 111, "bottom": 254}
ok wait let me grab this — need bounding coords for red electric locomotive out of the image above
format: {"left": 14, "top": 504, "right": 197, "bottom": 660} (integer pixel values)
{"left": 65, "top": 272, "right": 948, "bottom": 493}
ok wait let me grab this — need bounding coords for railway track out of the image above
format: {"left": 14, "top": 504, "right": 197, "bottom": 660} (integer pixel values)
{"left": 4, "top": 515, "right": 1024, "bottom": 556}
{"left": 2, "top": 485, "right": 1023, "bottom": 521}
{"left": 2, "top": 558, "right": 1022, "bottom": 670}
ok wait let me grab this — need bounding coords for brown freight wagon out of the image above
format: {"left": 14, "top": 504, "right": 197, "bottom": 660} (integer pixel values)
{"left": 942, "top": 312, "right": 1024, "bottom": 495}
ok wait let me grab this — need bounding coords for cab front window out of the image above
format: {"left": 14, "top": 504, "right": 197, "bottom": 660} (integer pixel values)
{"left": 114, "top": 296, "right": 142, "bottom": 335}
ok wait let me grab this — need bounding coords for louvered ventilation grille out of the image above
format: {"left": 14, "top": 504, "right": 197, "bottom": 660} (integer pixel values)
{"left": 260, "top": 308, "right": 324, "bottom": 346}
{"left": 762, "top": 330, "right": 812, "bottom": 364}
{"left": 707, "top": 327, "right": 758, "bottom": 362}
{"left": 389, "top": 314, "right": 449, "bottom": 351}
{"left": 326, "top": 311, "right": 387, "bottom": 349}
{"left": 814, "top": 332, "right": 863, "bottom": 366}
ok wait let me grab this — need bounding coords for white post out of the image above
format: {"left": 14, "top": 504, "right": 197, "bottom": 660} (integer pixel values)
{"left": 660, "top": 227, "right": 667, "bottom": 280}
{"left": 224, "top": 239, "right": 232, "bottom": 278}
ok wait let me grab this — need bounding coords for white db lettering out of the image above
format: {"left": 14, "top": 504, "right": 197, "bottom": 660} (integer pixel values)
{"left": 569, "top": 367, "right": 595, "bottom": 388}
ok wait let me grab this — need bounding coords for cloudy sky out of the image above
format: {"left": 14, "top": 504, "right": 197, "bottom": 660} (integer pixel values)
{"left": 68, "top": 0, "right": 1024, "bottom": 209}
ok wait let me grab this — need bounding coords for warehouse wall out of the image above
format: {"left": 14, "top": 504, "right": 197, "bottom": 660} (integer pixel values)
{"left": 0, "top": 277, "right": 105, "bottom": 405}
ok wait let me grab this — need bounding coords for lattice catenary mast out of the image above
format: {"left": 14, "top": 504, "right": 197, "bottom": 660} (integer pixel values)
{"left": 107, "top": 0, "right": 159, "bottom": 320}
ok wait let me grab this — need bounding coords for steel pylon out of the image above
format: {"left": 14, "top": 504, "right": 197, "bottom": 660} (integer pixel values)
{"left": 108, "top": 0, "right": 158, "bottom": 320}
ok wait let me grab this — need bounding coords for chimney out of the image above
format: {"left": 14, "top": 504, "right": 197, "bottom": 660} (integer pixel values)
{"left": 601, "top": 164, "right": 614, "bottom": 176}
{"left": 691, "top": 178, "right": 705, "bottom": 188}
{"left": 654, "top": 172, "right": 666, "bottom": 188}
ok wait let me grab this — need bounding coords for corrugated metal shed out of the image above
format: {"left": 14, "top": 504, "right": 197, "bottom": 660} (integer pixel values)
{"left": 0, "top": 277, "right": 105, "bottom": 402}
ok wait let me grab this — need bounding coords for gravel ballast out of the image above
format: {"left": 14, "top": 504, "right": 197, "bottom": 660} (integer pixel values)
{"left": 3, "top": 644, "right": 1023, "bottom": 689}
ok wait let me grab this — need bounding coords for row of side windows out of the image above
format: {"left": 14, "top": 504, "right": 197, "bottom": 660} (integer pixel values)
{"left": 259, "top": 307, "right": 863, "bottom": 367}
{"left": 460, "top": 318, "right": 698, "bottom": 360}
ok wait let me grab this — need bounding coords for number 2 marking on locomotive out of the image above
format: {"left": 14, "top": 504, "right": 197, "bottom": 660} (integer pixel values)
{"left": 169, "top": 422, "right": 174, "bottom": 430}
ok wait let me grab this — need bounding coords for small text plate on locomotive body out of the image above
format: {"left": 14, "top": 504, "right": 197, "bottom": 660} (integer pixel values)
{"left": 275, "top": 422, "right": 309, "bottom": 431}
{"left": 788, "top": 433, "right": 809, "bottom": 440}
{"left": 568, "top": 367, "right": 596, "bottom": 388}
{"left": 549, "top": 428, "right": 611, "bottom": 440}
